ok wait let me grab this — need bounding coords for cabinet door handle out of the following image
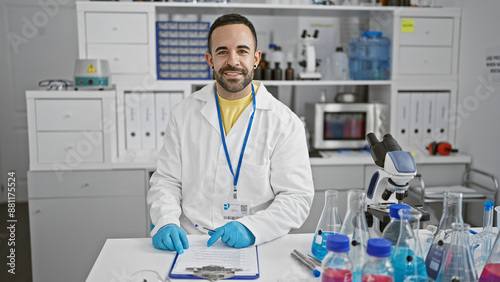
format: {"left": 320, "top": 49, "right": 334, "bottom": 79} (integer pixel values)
{"left": 81, "top": 182, "right": 90, "bottom": 188}
{"left": 33, "top": 209, "right": 41, "bottom": 214}
{"left": 112, "top": 25, "right": 119, "bottom": 31}
{"left": 63, "top": 112, "right": 72, "bottom": 118}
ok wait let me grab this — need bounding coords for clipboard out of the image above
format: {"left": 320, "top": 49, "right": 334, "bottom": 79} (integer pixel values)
{"left": 168, "top": 235, "right": 260, "bottom": 280}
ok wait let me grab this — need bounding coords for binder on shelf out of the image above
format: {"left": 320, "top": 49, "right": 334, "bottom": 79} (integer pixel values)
{"left": 435, "top": 92, "right": 450, "bottom": 142}
{"left": 140, "top": 92, "right": 156, "bottom": 150}
{"left": 396, "top": 92, "right": 411, "bottom": 145}
{"left": 422, "top": 93, "right": 436, "bottom": 144}
{"left": 155, "top": 92, "right": 170, "bottom": 150}
{"left": 124, "top": 92, "right": 142, "bottom": 150}
{"left": 409, "top": 92, "right": 424, "bottom": 145}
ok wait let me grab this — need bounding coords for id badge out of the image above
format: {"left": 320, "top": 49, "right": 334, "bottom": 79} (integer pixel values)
{"left": 222, "top": 200, "right": 250, "bottom": 220}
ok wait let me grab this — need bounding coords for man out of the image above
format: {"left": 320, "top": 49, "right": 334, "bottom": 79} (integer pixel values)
{"left": 148, "top": 13, "right": 314, "bottom": 253}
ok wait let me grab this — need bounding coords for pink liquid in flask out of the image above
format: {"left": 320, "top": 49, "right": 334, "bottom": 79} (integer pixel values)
{"left": 322, "top": 268, "right": 353, "bottom": 282}
{"left": 479, "top": 263, "right": 500, "bottom": 282}
{"left": 362, "top": 274, "right": 393, "bottom": 282}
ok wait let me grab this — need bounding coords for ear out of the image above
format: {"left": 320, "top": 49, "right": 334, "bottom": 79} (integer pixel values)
{"left": 254, "top": 49, "right": 262, "bottom": 68}
{"left": 205, "top": 52, "right": 213, "bottom": 69}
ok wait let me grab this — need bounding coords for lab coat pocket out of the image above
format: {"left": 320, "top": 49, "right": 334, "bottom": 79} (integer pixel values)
{"left": 240, "top": 161, "right": 272, "bottom": 201}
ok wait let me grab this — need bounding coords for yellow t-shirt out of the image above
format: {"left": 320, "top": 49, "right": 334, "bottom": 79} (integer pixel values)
{"left": 217, "top": 83, "right": 258, "bottom": 135}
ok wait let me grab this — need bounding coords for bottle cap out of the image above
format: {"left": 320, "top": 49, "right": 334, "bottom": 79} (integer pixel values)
{"left": 366, "top": 238, "right": 391, "bottom": 257}
{"left": 389, "top": 203, "right": 411, "bottom": 219}
{"left": 362, "top": 31, "right": 383, "bottom": 37}
{"left": 389, "top": 204, "right": 411, "bottom": 219}
{"left": 326, "top": 234, "right": 350, "bottom": 252}
{"left": 485, "top": 201, "right": 494, "bottom": 211}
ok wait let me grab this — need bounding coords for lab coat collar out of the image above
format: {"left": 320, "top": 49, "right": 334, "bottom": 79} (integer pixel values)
{"left": 194, "top": 81, "right": 275, "bottom": 111}
{"left": 195, "top": 81, "right": 275, "bottom": 134}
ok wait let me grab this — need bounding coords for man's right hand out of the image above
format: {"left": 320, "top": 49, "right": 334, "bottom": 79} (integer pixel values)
{"left": 152, "top": 223, "right": 189, "bottom": 254}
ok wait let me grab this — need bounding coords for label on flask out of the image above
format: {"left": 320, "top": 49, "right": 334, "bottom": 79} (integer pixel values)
{"left": 425, "top": 242, "right": 450, "bottom": 279}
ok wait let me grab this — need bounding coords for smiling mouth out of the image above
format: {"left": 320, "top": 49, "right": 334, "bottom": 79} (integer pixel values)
{"left": 224, "top": 72, "right": 242, "bottom": 77}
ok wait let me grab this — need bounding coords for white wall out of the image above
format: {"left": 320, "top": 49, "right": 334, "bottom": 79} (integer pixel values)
{"left": 437, "top": 0, "right": 500, "bottom": 225}
{"left": 0, "top": 0, "right": 79, "bottom": 202}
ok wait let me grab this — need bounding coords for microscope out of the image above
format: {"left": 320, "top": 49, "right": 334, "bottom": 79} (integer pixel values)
{"left": 364, "top": 133, "right": 430, "bottom": 235}
{"left": 298, "top": 29, "right": 322, "bottom": 80}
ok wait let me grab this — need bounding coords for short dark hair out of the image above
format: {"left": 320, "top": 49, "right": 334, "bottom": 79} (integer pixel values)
{"left": 208, "top": 13, "right": 258, "bottom": 54}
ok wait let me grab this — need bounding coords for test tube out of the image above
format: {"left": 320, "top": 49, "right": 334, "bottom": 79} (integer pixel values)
{"left": 482, "top": 201, "right": 494, "bottom": 263}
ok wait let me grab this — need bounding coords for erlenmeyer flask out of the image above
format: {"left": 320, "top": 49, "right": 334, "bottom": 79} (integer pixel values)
{"left": 311, "top": 190, "right": 343, "bottom": 260}
{"left": 479, "top": 229, "right": 500, "bottom": 281}
{"left": 340, "top": 189, "right": 369, "bottom": 282}
{"left": 425, "top": 191, "right": 464, "bottom": 280}
{"left": 436, "top": 222, "right": 478, "bottom": 281}
{"left": 392, "top": 208, "right": 427, "bottom": 281}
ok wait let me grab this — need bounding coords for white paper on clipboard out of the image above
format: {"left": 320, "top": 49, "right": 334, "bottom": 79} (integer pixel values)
{"left": 169, "top": 235, "right": 259, "bottom": 278}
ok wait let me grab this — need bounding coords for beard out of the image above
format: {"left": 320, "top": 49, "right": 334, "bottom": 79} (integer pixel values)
{"left": 214, "top": 65, "right": 253, "bottom": 93}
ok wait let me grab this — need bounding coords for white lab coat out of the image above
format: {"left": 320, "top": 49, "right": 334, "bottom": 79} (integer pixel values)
{"left": 148, "top": 81, "right": 314, "bottom": 245}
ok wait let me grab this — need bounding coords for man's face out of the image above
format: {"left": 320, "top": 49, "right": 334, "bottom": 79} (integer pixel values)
{"left": 206, "top": 24, "right": 261, "bottom": 94}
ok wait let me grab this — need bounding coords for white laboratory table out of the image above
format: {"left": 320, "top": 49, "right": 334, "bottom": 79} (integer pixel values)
{"left": 86, "top": 228, "right": 485, "bottom": 282}
{"left": 86, "top": 233, "right": 320, "bottom": 282}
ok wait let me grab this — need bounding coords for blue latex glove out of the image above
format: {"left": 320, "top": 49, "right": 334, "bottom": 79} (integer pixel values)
{"left": 207, "top": 221, "right": 255, "bottom": 248}
{"left": 152, "top": 223, "right": 189, "bottom": 254}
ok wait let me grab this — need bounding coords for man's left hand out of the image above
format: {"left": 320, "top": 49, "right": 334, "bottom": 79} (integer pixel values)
{"left": 207, "top": 221, "right": 255, "bottom": 248}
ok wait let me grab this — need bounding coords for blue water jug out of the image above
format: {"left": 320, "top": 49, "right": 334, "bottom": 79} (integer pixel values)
{"left": 349, "top": 31, "right": 391, "bottom": 80}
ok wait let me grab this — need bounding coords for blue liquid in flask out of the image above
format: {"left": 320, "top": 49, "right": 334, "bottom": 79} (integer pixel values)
{"left": 312, "top": 230, "right": 336, "bottom": 260}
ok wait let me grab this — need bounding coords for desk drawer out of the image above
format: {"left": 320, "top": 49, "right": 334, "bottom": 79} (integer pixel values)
{"left": 85, "top": 12, "right": 148, "bottom": 44}
{"left": 36, "top": 99, "right": 102, "bottom": 131}
{"left": 28, "top": 169, "right": 147, "bottom": 198}
{"left": 87, "top": 44, "right": 149, "bottom": 74}
{"left": 399, "top": 47, "right": 452, "bottom": 75}
{"left": 37, "top": 132, "right": 104, "bottom": 164}
{"left": 399, "top": 18, "right": 454, "bottom": 46}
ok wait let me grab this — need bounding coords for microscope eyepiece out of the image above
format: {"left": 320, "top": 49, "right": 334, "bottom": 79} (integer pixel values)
{"left": 366, "top": 132, "right": 379, "bottom": 147}
{"left": 381, "top": 189, "right": 393, "bottom": 201}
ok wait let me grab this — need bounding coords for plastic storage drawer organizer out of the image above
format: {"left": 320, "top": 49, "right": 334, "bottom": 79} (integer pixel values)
{"left": 156, "top": 21, "right": 211, "bottom": 80}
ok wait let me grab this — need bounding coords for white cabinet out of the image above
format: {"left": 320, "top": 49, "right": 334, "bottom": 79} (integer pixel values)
{"left": 28, "top": 169, "right": 149, "bottom": 282}
{"left": 394, "top": 9, "right": 460, "bottom": 79}
{"left": 85, "top": 12, "right": 148, "bottom": 44}
{"left": 78, "top": 9, "right": 153, "bottom": 75}
{"left": 26, "top": 90, "right": 116, "bottom": 170}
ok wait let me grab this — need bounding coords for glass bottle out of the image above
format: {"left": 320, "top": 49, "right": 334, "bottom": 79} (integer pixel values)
{"left": 322, "top": 234, "right": 354, "bottom": 282}
{"left": 340, "top": 189, "right": 370, "bottom": 282}
{"left": 425, "top": 191, "right": 464, "bottom": 280}
{"left": 479, "top": 226, "right": 500, "bottom": 281}
{"left": 332, "top": 46, "right": 349, "bottom": 80}
{"left": 259, "top": 53, "right": 268, "bottom": 70}
{"left": 312, "top": 190, "right": 343, "bottom": 260}
{"left": 273, "top": 62, "right": 282, "bottom": 80}
{"left": 285, "top": 62, "right": 294, "bottom": 80}
{"left": 436, "top": 222, "right": 478, "bottom": 281}
{"left": 381, "top": 203, "right": 411, "bottom": 246}
{"left": 263, "top": 67, "right": 273, "bottom": 80}
{"left": 362, "top": 238, "right": 395, "bottom": 282}
{"left": 254, "top": 64, "right": 262, "bottom": 80}
{"left": 391, "top": 208, "right": 427, "bottom": 281}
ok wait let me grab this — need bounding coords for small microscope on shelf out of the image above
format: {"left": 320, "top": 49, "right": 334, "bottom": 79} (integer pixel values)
{"left": 364, "top": 133, "right": 430, "bottom": 235}
{"left": 298, "top": 29, "right": 322, "bottom": 80}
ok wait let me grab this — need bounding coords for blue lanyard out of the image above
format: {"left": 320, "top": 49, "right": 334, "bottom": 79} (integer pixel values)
{"left": 214, "top": 84, "right": 256, "bottom": 199}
